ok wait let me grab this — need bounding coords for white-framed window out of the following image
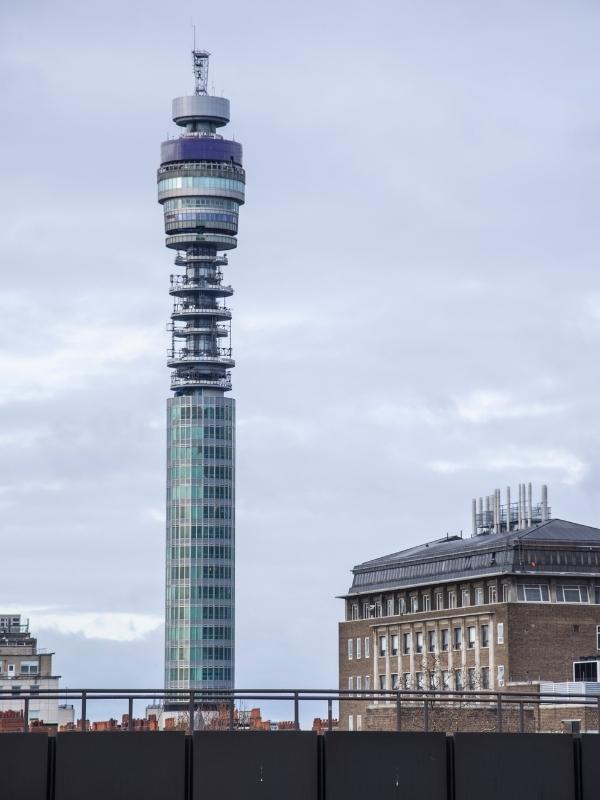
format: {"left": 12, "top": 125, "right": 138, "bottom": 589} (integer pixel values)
{"left": 475, "top": 587, "right": 484, "bottom": 606}
{"left": 467, "top": 626, "right": 476, "bottom": 649}
{"left": 362, "top": 601, "right": 370, "bottom": 618}
{"left": 391, "top": 634, "right": 399, "bottom": 656}
{"left": 378, "top": 674, "right": 386, "bottom": 690}
{"left": 20, "top": 661, "right": 38, "bottom": 675}
{"left": 422, "top": 594, "right": 431, "bottom": 612}
{"left": 399, "top": 596, "right": 407, "bottom": 614}
{"left": 517, "top": 584, "right": 549, "bottom": 602}
{"left": 364, "top": 636, "right": 370, "bottom": 659}
{"left": 348, "top": 714, "right": 354, "bottom": 731}
{"left": 351, "top": 604, "right": 359, "bottom": 620}
{"left": 595, "top": 587, "right": 600, "bottom": 604}
{"left": 597, "top": 626, "right": 600, "bottom": 651}
{"left": 488, "top": 585, "right": 497, "bottom": 604}
{"left": 378, "top": 635, "right": 387, "bottom": 657}
{"left": 480, "top": 624, "right": 489, "bottom": 648}
{"left": 461, "top": 589, "right": 470, "bottom": 607}
{"left": 468, "top": 667, "right": 476, "bottom": 689}
{"left": 497, "top": 622, "right": 504, "bottom": 645}
{"left": 441, "top": 628, "right": 449, "bottom": 651}
{"left": 416, "top": 672, "right": 424, "bottom": 689}
{"left": 497, "top": 665, "right": 505, "bottom": 687}
{"left": 449, "top": 591, "right": 457, "bottom": 609}
{"left": 410, "top": 596, "right": 419, "bottom": 613}
{"left": 356, "top": 714, "right": 362, "bottom": 731}
{"left": 356, "top": 675, "right": 362, "bottom": 692}
{"left": 348, "top": 639, "right": 353, "bottom": 660}
{"left": 374, "top": 601, "right": 383, "bottom": 617}
{"left": 365, "top": 675, "right": 371, "bottom": 690}
{"left": 348, "top": 676, "right": 354, "bottom": 694}
{"left": 481, "top": 666, "right": 490, "bottom": 689}
{"left": 387, "top": 598, "right": 395, "bottom": 617}
{"left": 435, "top": 592, "right": 444, "bottom": 610}
{"left": 455, "top": 669, "right": 463, "bottom": 690}
{"left": 427, "top": 630, "right": 436, "bottom": 652}
{"left": 556, "top": 584, "right": 589, "bottom": 603}
{"left": 391, "top": 673, "right": 399, "bottom": 690}
{"left": 429, "top": 671, "right": 436, "bottom": 690}
{"left": 502, "top": 583, "right": 510, "bottom": 602}
{"left": 356, "top": 637, "right": 361, "bottom": 659}
{"left": 453, "top": 627, "right": 463, "bottom": 650}
{"left": 404, "top": 673, "right": 412, "bottom": 689}
{"left": 402, "top": 632, "right": 411, "bottom": 655}
{"left": 415, "top": 631, "right": 423, "bottom": 653}
{"left": 442, "top": 670, "right": 450, "bottom": 689}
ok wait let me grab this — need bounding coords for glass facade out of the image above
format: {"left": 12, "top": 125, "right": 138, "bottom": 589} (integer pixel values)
{"left": 158, "top": 176, "right": 245, "bottom": 194}
{"left": 165, "top": 394, "right": 235, "bottom": 691}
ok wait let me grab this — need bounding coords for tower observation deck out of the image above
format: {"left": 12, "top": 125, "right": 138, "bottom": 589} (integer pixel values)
{"left": 158, "top": 51, "right": 244, "bottom": 696}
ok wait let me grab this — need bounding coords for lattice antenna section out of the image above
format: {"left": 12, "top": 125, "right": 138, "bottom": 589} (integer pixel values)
{"left": 192, "top": 49, "right": 210, "bottom": 95}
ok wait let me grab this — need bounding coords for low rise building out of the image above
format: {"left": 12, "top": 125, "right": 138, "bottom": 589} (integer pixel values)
{"left": 0, "top": 614, "right": 74, "bottom": 727}
{"left": 338, "top": 485, "right": 600, "bottom": 731}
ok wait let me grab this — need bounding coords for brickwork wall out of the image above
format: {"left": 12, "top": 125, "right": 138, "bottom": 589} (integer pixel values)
{"left": 364, "top": 703, "right": 536, "bottom": 733}
{"left": 538, "top": 704, "right": 599, "bottom": 733}
{"left": 507, "top": 603, "right": 600, "bottom": 682}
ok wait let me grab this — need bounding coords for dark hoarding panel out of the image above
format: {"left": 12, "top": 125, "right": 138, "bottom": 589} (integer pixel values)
{"left": 55, "top": 732, "right": 186, "bottom": 800}
{"left": 0, "top": 733, "right": 48, "bottom": 800}
{"left": 324, "top": 732, "right": 447, "bottom": 800}
{"left": 581, "top": 735, "right": 600, "bottom": 800}
{"left": 454, "top": 733, "right": 575, "bottom": 800}
{"left": 193, "top": 731, "right": 318, "bottom": 800}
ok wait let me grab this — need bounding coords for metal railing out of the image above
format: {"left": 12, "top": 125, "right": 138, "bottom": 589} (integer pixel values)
{"left": 170, "top": 374, "right": 232, "bottom": 389}
{"left": 2, "top": 687, "right": 600, "bottom": 734}
{"left": 171, "top": 304, "right": 231, "bottom": 316}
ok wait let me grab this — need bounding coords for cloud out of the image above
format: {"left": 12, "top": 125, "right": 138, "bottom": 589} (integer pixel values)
{"left": 368, "top": 401, "right": 442, "bottom": 428}
{"left": 31, "top": 612, "right": 163, "bottom": 642}
{"left": 0, "top": 428, "right": 51, "bottom": 448}
{"left": 0, "top": 317, "right": 161, "bottom": 404}
{"left": 430, "top": 448, "right": 586, "bottom": 485}
{"left": 144, "top": 506, "right": 166, "bottom": 524}
{"left": 237, "top": 310, "right": 319, "bottom": 333}
{"left": 455, "top": 390, "right": 565, "bottom": 423}
{"left": 238, "top": 413, "right": 318, "bottom": 444}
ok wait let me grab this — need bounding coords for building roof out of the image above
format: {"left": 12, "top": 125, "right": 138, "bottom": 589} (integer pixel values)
{"left": 346, "top": 519, "right": 600, "bottom": 596}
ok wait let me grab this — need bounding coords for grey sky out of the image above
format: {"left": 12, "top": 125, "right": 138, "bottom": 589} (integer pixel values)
{"left": 1, "top": 0, "right": 600, "bottom": 710}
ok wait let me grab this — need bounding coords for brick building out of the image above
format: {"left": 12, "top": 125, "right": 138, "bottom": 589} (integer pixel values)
{"left": 338, "top": 485, "right": 600, "bottom": 731}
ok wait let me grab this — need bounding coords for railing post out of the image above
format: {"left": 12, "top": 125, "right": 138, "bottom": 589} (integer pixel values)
{"left": 327, "top": 699, "right": 333, "bottom": 731}
{"left": 23, "top": 696, "right": 29, "bottom": 733}
{"left": 188, "top": 690, "right": 195, "bottom": 734}
{"left": 294, "top": 692, "right": 300, "bottom": 731}
{"left": 81, "top": 691, "right": 87, "bottom": 732}
{"left": 519, "top": 701, "right": 524, "bottom": 733}
{"left": 396, "top": 692, "right": 402, "bottom": 732}
{"left": 496, "top": 693, "right": 503, "bottom": 733}
{"left": 423, "top": 694, "right": 429, "bottom": 732}
{"left": 128, "top": 696, "right": 134, "bottom": 731}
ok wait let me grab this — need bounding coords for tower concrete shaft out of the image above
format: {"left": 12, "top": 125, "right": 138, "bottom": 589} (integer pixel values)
{"left": 157, "top": 50, "right": 245, "bottom": 694}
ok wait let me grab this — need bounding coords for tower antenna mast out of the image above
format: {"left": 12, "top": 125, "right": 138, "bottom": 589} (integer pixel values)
{"left": 192, "top": 49, "right": 210, "bottom": 96}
